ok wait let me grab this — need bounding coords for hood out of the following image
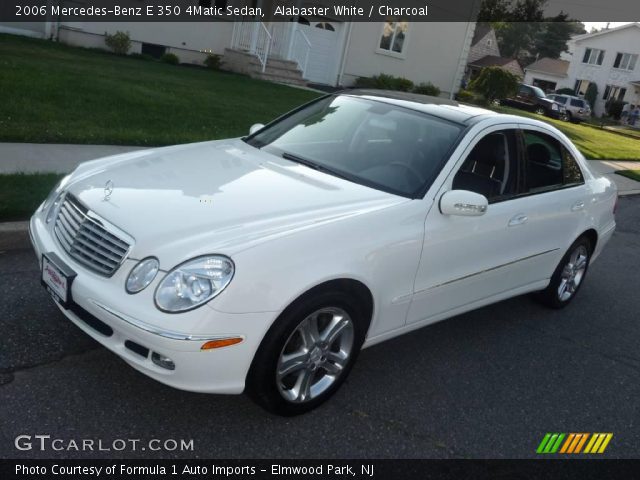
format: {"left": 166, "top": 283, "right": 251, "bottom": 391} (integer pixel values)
{"left": 65, "top": 139, "right": 406, "bottom": 263}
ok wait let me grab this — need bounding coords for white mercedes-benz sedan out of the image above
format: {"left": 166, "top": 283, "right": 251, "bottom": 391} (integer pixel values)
{"left": 31, "top": 91, "right": 617, "bottom": 415}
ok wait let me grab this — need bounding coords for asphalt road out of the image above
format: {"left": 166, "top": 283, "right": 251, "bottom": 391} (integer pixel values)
{"left": 1, "top": 197, "right": 639, "bottom": 459}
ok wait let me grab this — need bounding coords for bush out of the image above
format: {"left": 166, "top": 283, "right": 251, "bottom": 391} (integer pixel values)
{"left": 606, "top": 99, "right": 627, "bottom": 120}
{"left": 554, "top": 87, "right": 575, "bottom": 95}
{"left": 455, "top": 89, "right": 475, "bottom": 102}
{"left": 413, "top": 82, "right": 441, "bottom": 96}
{"left": 104, "top": 31, "right": 131, "bottom": 55}
{"left": 468, "top": 66, "right": 519, "bottom": 103}
{"left": 204, "top": 54, "right": 221, "bottom": 70}
{"left": 355, "top": 74, "right": 414, "bottom": 92}
{"left": 161, "top": 53, "right": 179, "bottom": 65}
{"left": 585, "top": 83, "right": 598, "bottom": 110}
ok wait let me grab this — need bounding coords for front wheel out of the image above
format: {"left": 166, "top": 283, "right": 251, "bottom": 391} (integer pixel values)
{"left": 534, "top": 237, "right": 591, "bottom": 309}
{"left": 535, "top": 106, "right": 546, "bottom": 115}
{"left": 246, "top": 291, "right": 366, "bottom": 415}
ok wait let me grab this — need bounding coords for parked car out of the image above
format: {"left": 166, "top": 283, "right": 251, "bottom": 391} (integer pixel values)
{"left": 31, "top": 91, "right": 617, "bottom": 415}
{"left": 547, "top": 94, "right": 592, "bottom": 122}
{"left": 501, "top": 84, "right": 567, "bottom": 119}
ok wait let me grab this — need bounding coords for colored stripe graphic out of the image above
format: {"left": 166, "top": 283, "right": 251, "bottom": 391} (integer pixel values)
{"left": 537, "top": 433, "right": 612, "bottom": 454}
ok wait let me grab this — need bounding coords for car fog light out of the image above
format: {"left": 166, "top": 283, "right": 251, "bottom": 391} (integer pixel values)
{"left": 151, "top": 352, "right": 175, "bottom": 370}
{"left": 126, "top": 257, "right": 160, "bottom": 294}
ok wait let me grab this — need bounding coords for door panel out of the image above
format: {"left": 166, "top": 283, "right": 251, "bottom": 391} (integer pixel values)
{"left": 408, "top": 126, "right": 543, "bottom": 324}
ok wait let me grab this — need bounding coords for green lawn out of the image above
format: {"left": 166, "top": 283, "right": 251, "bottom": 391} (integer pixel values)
{"left": 493, "top": 105, "right": 640, "bottom": 161}
{"left": 0, "top": 34, "right": 320, "bottom": 146}
{"left": 0, "top": 173, "right": 64, "bottom": 222}
{"left": 616, "top": 170, "right": 640, "bottom": 182}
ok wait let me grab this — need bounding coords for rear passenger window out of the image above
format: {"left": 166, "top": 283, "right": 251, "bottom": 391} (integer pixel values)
{"left": 524, "top": 131, "right": 583, "bottom": 193}
{"left": 452, "top": 130, "right": 519, "bottom": 203}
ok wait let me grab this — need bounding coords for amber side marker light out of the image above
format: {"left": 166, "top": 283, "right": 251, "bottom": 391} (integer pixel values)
{"left": 201, "top": 337, "right": 243, "bottom": 350}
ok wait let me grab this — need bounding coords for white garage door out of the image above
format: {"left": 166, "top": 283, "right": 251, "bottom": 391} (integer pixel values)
{"left": 297, "top": 21, "right": 342, "bottom": 85}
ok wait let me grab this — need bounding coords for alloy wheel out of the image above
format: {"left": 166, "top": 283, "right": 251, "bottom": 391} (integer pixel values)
{"left": 557, "top": 245, "right": 588, "bottom": 302}
{"left": 276, "top": 307, "right": 354, "bottom": 403}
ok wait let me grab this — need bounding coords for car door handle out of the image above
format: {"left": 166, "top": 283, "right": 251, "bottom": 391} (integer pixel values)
{"left": 508, "top": 214, "right": 528, "bottom": 227}
{"left": 571, "top": 201, "right": 585, "bottom": 211}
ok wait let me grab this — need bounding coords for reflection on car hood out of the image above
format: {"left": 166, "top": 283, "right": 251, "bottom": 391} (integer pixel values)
{"left": 65, "top": 139, "right": 406, "bottom": 263}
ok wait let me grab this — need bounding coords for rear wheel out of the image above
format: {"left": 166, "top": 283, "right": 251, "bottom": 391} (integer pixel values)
{"left": 246, "top": 291, "right": 366, "bottom": 415}
{"left": 535, "top": 237, "right": 591, "bottom": 309}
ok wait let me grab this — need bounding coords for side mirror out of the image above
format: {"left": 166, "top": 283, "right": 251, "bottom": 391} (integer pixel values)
{"left": 249, "top": 123, "right": 265, "bottom": 135}
{"left": 440, "top": 190, "right": 488, "bottom": 217}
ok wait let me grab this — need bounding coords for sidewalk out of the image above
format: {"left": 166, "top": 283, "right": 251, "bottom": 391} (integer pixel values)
{"left": 0, "top": 142, "right": 638, "bottom": 194}
{"left": 0, "top": 143, "right": 147, "bottom": 174}
{"left": 588, "top": 160, "right": 640, "bottom": 196}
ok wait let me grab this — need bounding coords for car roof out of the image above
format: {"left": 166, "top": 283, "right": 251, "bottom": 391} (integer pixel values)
{"left": 340, "top": 89, "right": 498, "bottom": 125}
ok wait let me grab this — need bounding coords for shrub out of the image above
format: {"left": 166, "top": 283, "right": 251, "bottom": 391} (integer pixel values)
{"left": 161, "top": 53, "right": 179, "bottom": 65}
{"left": 585, "top": 83, "right": 598, "bottom": 110}
{"left": 413, "top": 82, "right": 441, "bottom": 96}
{"left": 606, "top": 99, "right": 627, "bottom": 120}
{"left": 104, "top": 31, "right": 131, "bottom": 55}
{"left": 355, "top": 74, "right": 414, "bottom": 92}
{"left": 204, "top": 54, "right": 222, "bottom": 70}
{"left": 455, "top": 89, "right": 475, "bottom": 102}
{"left": 469, "top": 66, "right": 519, "bottom": 103}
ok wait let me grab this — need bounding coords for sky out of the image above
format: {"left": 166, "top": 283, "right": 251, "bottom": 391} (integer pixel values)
{"left": 582, "top": 22, "right": 633, "bottom": 32}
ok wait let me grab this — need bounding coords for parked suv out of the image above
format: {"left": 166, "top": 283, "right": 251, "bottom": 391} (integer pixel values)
{"left": 501, "top": 84, "right": 567, "bottom": 119}
{"left": 547, "top": 94, "right": 591, "bottom": 123}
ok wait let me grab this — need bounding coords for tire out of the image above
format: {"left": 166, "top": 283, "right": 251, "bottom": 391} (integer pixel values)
{"left": 246, "top": 290, "right": 367, "bottom": 416}
{"left": 535, "top": 106, "right": 546, "bottom": 115}
{"left": 534, "top": 236, "right": 592, "bottom": 309}
{"left": 561, "top": 112, "right": 571, "bottom": 122}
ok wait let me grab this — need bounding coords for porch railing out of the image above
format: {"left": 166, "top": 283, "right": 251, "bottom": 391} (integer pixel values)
{"left": 231, "top": 21, "right": 272, "bottom": 72}
{"left": 231, "top": 21, "right": 311, "bottom": 77}
{"left": 290, "top": 28, "right": 311, "bottom": 78}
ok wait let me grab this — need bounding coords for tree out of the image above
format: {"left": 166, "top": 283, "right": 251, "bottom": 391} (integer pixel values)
{"left": 534, "top": 14, "right": 585, "bottom": 59}
{"left": 469, "top": 66, "right": 520, "bottom": 102}
{"left": 479, "top": 0, "right": 584, "bottom": 64}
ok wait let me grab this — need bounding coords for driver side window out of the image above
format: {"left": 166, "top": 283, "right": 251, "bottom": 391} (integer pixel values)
{"left": 452, "top": 130, "right": 520, "bottom": 203}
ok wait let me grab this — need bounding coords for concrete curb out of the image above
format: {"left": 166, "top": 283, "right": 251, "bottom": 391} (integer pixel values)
{"left": 0, "top": 221, "right": 30, "bottom": 251}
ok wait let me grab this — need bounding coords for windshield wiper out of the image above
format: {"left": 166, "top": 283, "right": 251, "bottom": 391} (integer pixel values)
{"left": 281, "top": 152, "right": 350, "bottom": 181}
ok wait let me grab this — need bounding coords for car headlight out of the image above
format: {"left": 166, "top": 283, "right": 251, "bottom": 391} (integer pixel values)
{"left": 42, "top": 175, "right": 71, "bottom": 223}
{"left": 154, "top": 255, "right": 234, "bottom": 313}
{"left": 551, "top": 103, "right": 559, "bottom": 111}
{"left": 126, "top": 257, "right": 160, "bottom": 294}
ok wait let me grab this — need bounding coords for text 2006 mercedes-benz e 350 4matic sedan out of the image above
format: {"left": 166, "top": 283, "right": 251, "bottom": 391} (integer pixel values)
{"left": 31, "top": 91, "right": 617, "bottom": 415}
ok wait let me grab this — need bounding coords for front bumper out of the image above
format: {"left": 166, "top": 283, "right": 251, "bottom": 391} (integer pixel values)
{"left": 30, "top": 213, "right": 275, "bottom": 394}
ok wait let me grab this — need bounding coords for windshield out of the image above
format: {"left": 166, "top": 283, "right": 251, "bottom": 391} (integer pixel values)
{"left": 244, "top": 95, "right": 463, "bottom": 198}
{"left": 532, "top": 86, "right": 546, "bottom": 98}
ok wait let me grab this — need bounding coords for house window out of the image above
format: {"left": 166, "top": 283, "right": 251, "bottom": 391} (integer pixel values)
{"left": 582, "top": 48, "right": 605, "bottom": 65}
{"left": 486, "top": 39, "right": 492, "bottom": 47}
{"left": 613, "top": 52, "right": 638, "bottom": 71}
{"left": 574, "top": 79, "right": 590, "bottom": 96}
{"left": 603, "top": 85, "right": 627, "bottom": 101}
{"left": 379, "top": 21, "right": 409, "bottom": 55}
{"left": 315, "top": 22, "right": 335, "bottom": 31}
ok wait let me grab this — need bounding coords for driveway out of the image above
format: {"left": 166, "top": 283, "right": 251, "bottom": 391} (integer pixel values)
{"left": 1, "top": 197, "right": 639, "bottom": 459}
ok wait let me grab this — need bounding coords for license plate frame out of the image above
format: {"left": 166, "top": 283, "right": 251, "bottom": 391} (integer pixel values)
{"left": 41, "top": 252, "right": 76, "bottom": 309}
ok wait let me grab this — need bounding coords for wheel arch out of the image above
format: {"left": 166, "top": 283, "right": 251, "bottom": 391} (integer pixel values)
{"left": 579, "top": 228, "right": 598, "bottom": 254}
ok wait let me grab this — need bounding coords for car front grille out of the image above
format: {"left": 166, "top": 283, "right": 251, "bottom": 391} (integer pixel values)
{"left": 53, "top": 193, "right": 132, "bottom": 276}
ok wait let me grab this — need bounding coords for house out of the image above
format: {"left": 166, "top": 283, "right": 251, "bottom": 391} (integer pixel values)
{"left": 464, "top": 24, "right": 523, "bottom": 85}
{"left": 1, "top": 1, "right": 477, "bottom": 97}
{"left": 523, "top": 23, "right": 640, "bottom": 116}
{"left": 523, "top": 57, "right": 570, "bottom": 93}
